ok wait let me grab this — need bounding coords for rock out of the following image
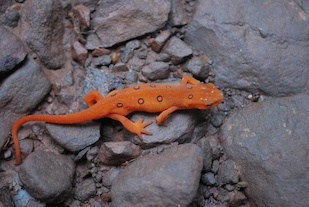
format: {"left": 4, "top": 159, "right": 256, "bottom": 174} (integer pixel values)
{"left": 74, "top": 178, "right": 96, "bottom": 202}
{"left": 72, "top": 41, "right": 88, "bottom": 66}
{"left": 197, "top": 137, "right": 212, "bottom": 172}
{"left": 0, "top": 187, "right": 14, "bottom": 207}
{"left": 0, "top": 10, "right": 20, "bottom": 28}
{"left": 98, "top": 141, "right": 142, "bottom": 166}
{"left": 45, "top": 122, "right": 101, "bottom": 152}
{"left": 111, "top": 144, "right": 203, "bottom": 207}
{"left": 83, "top": 68, "right": 124, "bottom": 97}
{"left": 149, "top": 30, "right": 171, "bottom": 52}
{"left": 217, "top": 160, "right": 239, "bottom": 185}
{"left": 186, "top": 56, "right": 210, "bottom": 80}
{"left": 170, "top": 0, "right": 189, "bottom": 26}
{"left": 201, "top": 172, "right": 217, "bottom": 186}
{"left": 228, "top": 191, "right": 247, "bottom": 207}
{"left": 185, "top": 0, "right": 309, "bottom": 96}
{"left": 0, "top": 25, "right": 27, "bottom": 74}
{"left": 21, "top": 0, "right": 65, "bottom": 69}
{"left": 221, "top": 94, "right": 309, "bottom": 206}
{"left": 86, "top": 0, "right": 171, "bottom": 48}
{"left": 141, "top": 61, "right": 170, "bottom": 80}
{"left": 92, "top": 48, "right": 110, "bottom": 57}
{"left": 19, "top": 151, "right": 75, "bottom": 204}
{"left": 0, "top": 59, "right": 51, "bottom": 150}
{"left": 163, "top": 37, "right": 192, "bottom": 64}
{"left": 102, "top": 167, "right": 121, "bottom": 187}
{"left": 124, "top": 111, "right": 201, "bottom": 146}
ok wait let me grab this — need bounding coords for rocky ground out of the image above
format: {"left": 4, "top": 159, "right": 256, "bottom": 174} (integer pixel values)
{"left": 0, "top": 0, "right": 308, "bottom": 207}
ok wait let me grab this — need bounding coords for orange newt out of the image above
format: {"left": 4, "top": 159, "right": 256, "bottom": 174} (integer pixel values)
{"left": 11, "top": 76, "right": 223, "bottom": 164}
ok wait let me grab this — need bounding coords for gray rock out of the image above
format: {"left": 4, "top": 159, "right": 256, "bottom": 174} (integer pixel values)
{"left": 102, "top": 167, "right": 121, "bottom": 187}
{"left": 21, "top": 0, "right": 65, "bottom": 69}
{"left": 0, "top": 10, "right": 20, "bottom": 28}
{"left": 124, "top": 111, "right": 201, "bottom": 146}
{"left": 99, "top": 141, "right": 142, "bottom": 166}
{"left": 221, "top": 94, "right": 309, "bottom": 207}
{"left": 197, "top": 137, "right": 212, "bottom": 172}
{"left": 0, "top": 26, "right": 27, "bottom": 74}
{"left": 111, "top": 144, "right": 203, "bottom": 207}
{"left": 141, "top": 61, "right": 170, "bottom": 80}
{"left": 170, "top": 0, "right": 189, "bottom": 26}
{"left": 74, "top": 178, "right": 96, "bottom": 202}
{"left": 0, "top": 59, "right": 51, "bottom": 150}
{"left": 185, "top": 0, "right": 309, "bottom": 96}
{"left": 186, "top": 56, "right": 210, "bottom": 80}
{"left": 19, "top": 151, "right": 75, "bottom": 204}
{"left": 163, "top": 36, "right": 193, "bottom": 64}
{"left": 46, "top": 122, "right": 101, "bottom": 152}
{"left": 201, "top": 172, "right": 217, "bottom": 186}
{"left": 217, "top": 160, "right": 239, "bottom": 185}
{"left": 150, "top": 30, "right": 171, "bottom": 52}
{"left": 86, "top": 0, "right": 171, "bottom": 48}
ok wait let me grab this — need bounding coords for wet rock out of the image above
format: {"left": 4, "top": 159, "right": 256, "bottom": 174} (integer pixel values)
{"left": 45, "top": 122, "right": 101, "bottom": 152}
{"left": 19, "top": 151, "right": 75, "bottom": 204}
{"left": 0, "top": 59, "right": 51, "bottom": 150}
{"left": 1, "top": 10, "right": 20, "bottom": 27}
{"left": 221, "top": 94, "right": 309, "bottom": 206}
{"left": 21, "top": 0, "right": 65, "bottom": 69}
{"left": 186, "top": 0, "right": 309, "bottom": 96}
{"left": 186, "top": 56, "right": 210, "bottom": 80}
{"left": 163, "top": 36, "right": 192, "bottom": 64}
{"left": 111, "top": 144, "right": 203, "bottom": 207}
{"left": 72, "top": 41, "right": 88, "bottom": 66}
{"left": 124, "top": 111, "right": 201, "bottom": 146}
{"left": 98, "top": 141, "right": 142, "bottom": 166}
{"left": 0, "top": 25, "right": 27, "bottom": 74}
{"left": 141, "top": 61, "right": 170, "bottom": 80}
{"left": 150, "top": 30, "right": 171, "bottom": 52}
{"left": 86, "top": 0, "right": 171, "bottom": 48}
{"left": 74, "top": 178, "right": 96, "bottom": 202}
{"left": 217, "top": 160, "right": 239, "bottom": 185}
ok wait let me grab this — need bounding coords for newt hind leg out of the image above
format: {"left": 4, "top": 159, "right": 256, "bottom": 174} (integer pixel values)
{"left": 108, "top": 114, "right": 152, "bottom": 140}
{"left": 83, "top": 90, "right": 105, "bottom": 106}
{"left": 180, "top": 76, "right": 201, "bottom": 86}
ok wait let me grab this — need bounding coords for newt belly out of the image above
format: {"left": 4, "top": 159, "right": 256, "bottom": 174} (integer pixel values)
{"left": 11, "top": 76, "right": 224, "bottom": 164}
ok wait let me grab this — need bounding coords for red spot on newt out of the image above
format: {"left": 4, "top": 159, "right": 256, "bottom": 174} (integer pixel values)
{"left": 11, "top": 76, "right": 223, "bottom": 164}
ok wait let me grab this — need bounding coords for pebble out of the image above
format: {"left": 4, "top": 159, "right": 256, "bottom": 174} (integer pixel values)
{"left": 141, "top": 61, "right": 170, "bottom": 80}
{"left": 74, "top": 178, "right": 96, "bottom": 201}
{"left": 217, "top": 160, "right": 239, "bottom": 185}
{"left": 98, "top": 141, "right": 142, "bottom": 166}
{"left": 163, "top": 36, "right": 193, "bottom": 64}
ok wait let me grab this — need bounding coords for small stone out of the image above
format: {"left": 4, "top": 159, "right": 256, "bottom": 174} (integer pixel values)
{"left": 137, "top": 49, "right": 148, "bottom": 59}
{"left": 74, "top": 178, "right": 96, "bottom": 201}
{"left": 150, "top": 30, "right": 171, "bottom": 52}
{"left": 72, "top": 41, "right": 88, "bottom": 66}
{"left": 102, "top": 167, "right": 121, "bottom": 187}
{"left": 156, "top": 53, "right": 171, "bottom": 62}
{"left": 92, "top": 48, "right": 111, "bottom": 57}
{"left": 217, "top": 160, "right": 239, "bottom": 185}
{"left": 201, "top": 172, "right": 217, "bottom": 186}
{"left": 86, "top": 146, "right": 99, "bottom": 161}
{"left": 216, "top": 188, "right": 230, "bottom": 203}
{"left": 98, "top": 141, "right": 142, "bottom": 166}
{"left": 141, "top": 61, "right": 170, "bottom": 80}
{"left": 100, "top": 55, "right": 112, "bottom": 66}
{"left": 186, "top": 56, "right": 210, "bottom": 80}
{"left": 163, "top": 36, "right": 192, "bottom": 64}
{"left": 210, "top": 113, "right": 224, "bottom": 128}
{"left": 112, "top": 62, "right": 128, "bottom": 72}
{"left": 197, "top": 137, "right": 212, "bottom": 172}
{"left": 228, "top": 191, "right": 247, "bottom": 207}
{"left": 1, "top": 11, "right": 20, "bottom": 27}
{"left": 126, "top": 40, "right": 141, "bottom": 50}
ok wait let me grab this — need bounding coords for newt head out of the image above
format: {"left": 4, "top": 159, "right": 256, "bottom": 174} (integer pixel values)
{"left": 186, "top": 83, "right": 224, "bottom": 110}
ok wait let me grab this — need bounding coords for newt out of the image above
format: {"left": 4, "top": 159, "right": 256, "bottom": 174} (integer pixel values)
{"left": 11, "top": 76, "right": 224, "bottom": 164}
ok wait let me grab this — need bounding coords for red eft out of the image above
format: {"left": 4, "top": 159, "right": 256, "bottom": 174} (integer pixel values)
{"left": 11, "top": 76, "right": 224, "bottom": 164}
